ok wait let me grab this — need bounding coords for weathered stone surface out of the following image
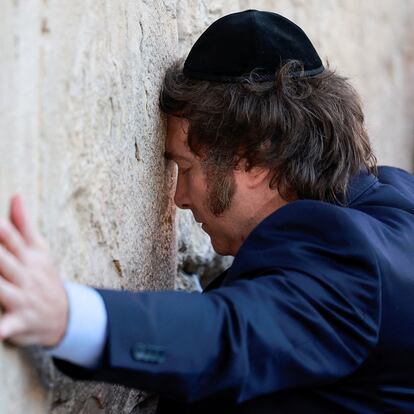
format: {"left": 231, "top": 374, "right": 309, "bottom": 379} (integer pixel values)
{"left": 0, "top": 1, "right": 413, "bottom": 413}
{"left": 1, "top": 0, "right": 177, "bottom": 413}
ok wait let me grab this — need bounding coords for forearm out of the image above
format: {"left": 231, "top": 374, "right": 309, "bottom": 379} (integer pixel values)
{"left": 54, "top": 272, "right": 379, "bottom": 404}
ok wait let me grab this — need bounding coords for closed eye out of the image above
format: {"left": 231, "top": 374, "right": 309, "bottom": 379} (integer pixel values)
{"left": 179, "top": 167, "right": 191, "bottom": 175}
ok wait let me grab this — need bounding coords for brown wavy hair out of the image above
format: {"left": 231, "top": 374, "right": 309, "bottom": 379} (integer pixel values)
{"left": 160, "top": 60, "right": 377, "bottom": 204}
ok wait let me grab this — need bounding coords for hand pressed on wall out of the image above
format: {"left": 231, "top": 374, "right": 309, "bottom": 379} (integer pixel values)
{"left": 0, "top": 195, "right": 68, "bottom": 347}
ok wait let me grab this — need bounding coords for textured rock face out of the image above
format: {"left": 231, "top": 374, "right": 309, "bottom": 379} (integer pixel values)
{"left": 0, "top": 1, "right": 413, "bottom": 413}
{"left": 0, "top": 1, "right": 177, "bottom": 413}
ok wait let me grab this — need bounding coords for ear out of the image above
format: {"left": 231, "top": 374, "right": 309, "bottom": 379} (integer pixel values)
{"left": 235, "top": 159, "right": 270, "bottom": 189}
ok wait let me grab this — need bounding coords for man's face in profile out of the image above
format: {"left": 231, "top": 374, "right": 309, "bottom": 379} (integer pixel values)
{"left": 165, "top": 115, "right": 252, "bottom": 256}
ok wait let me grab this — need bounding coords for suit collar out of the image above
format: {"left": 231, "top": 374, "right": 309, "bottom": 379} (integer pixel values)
{"left": 203, "top": 170, "right": 379, "bottom": 291}
{"left": 344, "top": 170, "right": 379, "bottom": 206}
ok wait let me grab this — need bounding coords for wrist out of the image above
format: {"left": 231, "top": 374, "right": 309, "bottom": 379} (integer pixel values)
{"left": 50, "top": 284, "right": 69, "bottom": 347}
{"left": 45, "top": 282, "right": 108, "bottom": 368}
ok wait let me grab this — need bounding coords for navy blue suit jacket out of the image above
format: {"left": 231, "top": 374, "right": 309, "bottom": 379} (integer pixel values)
{"left": 55, "top": 166, "right": 414, "bottom": 413}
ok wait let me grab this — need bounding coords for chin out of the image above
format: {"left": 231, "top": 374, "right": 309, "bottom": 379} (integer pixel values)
{"left": 203, "top": 225, "right": 234, "bottom": 255}
{"left": 210, "top": 237, "right": 232, "bottom": 256}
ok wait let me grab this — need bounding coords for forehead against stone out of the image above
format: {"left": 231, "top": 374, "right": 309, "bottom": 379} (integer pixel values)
{"left": 165, "top": 118, "right": 192, "bottom": 161}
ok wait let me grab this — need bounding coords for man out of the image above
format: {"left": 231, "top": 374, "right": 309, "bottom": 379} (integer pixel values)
{"left": 0, "top": 9, "right": 414, "bottom": 413}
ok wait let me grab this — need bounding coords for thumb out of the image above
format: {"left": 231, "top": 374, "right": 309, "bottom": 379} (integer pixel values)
{"left": 0, "top": 313, "right": 24, "bottom": 342}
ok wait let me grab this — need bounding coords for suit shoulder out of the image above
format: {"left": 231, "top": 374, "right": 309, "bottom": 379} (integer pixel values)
{"left": 376, "top": 166, "right": 414, "bottom": 203}
{"left": 257, "top": 199, "right": 370, "bottom": 240}
{"left": 233, "top": 200, "right": 378, "bottom": 277}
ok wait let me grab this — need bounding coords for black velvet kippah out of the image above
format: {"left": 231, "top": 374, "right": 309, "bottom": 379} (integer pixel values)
{"left": 183, "top": 9, "right": 324, "bottom": 82}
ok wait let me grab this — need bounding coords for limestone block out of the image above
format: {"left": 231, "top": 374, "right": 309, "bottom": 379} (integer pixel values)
{"left": 1, "top": 0, "right": 177, "bottom": 412}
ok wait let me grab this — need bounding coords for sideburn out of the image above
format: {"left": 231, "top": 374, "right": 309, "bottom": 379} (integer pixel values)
{"left": 205, "top": 167, "right": 237, "bottom": 216}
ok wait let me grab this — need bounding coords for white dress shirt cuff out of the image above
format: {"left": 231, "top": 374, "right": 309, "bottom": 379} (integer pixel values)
{"left": 45, "top": 281, "right": 108, "bottom": 369}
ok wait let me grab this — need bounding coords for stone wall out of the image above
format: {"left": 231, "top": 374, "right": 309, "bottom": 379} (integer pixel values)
{"left": 0, "top": 1, "right": 413, "bottom": 413}
{"left": 0, "top": 1, "right": 177, "bottom": 412}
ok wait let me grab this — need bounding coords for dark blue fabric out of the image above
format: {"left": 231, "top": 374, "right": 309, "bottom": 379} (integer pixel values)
{"left": 54, "top": 166, "right": 414, "bottom": 413}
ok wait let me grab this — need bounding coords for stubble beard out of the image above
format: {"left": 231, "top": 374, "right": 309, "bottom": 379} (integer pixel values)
{"left": 206, "top": 167, "right": 237, "bottom": 216}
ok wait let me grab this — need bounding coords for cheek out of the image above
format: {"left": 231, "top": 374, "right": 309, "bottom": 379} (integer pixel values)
{"left": 186, "top": 172, "right": 209, "bottom": 196}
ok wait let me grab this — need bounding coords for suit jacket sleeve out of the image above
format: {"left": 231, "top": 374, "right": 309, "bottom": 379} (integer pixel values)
{"left": 54, "top": 201, "right": 381, "bottom": 404}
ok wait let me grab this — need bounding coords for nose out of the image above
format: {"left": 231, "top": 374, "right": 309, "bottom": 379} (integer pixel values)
{"left": 174, "top": 175, "right": 191, "bottom": 210}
